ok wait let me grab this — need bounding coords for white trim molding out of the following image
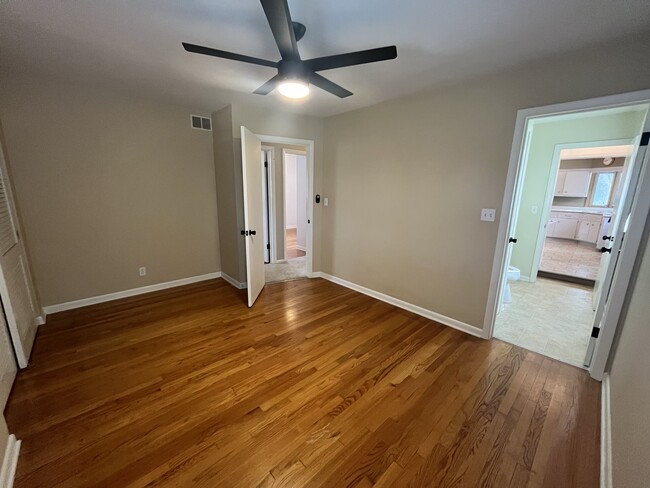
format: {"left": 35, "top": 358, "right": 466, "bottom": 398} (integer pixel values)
{"left": 601, "top": 373, "right": 612, "bottom": 488}
{"left": 0, "top": 434, "right": 21, "bottom": 488}
{"left": 313, "top": 272, "right": 482, "bottom": 338}
{"left": 43, "top": 272, "right": 222, "bottom": 314}
{"left": 220, "top": 272, "right": 247, "bottom": 290}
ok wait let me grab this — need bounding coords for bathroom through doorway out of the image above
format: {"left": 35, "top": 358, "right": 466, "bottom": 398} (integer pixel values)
{"left": 492, "top": 102, "right": 649, "bottom": 368}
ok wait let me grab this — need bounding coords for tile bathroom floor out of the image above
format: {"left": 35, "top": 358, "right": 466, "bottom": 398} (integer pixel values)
{"left": 494, "top": 277, "right": 594, "bottom": 367}
{"left": 539, "top": 237, "right": 602, "bottom": 280}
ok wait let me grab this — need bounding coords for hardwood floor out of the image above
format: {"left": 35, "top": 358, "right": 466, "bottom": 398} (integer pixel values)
{"left": 286, "top": 227, "right": 306, "bottom": 259}
{"left": 6, "top": 278, "right": 600, "bottom": 487}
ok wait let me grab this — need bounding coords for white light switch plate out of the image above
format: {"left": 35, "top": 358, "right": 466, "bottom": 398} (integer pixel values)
{"left": 481, "top": 208, "right": 496, "bottom": 222}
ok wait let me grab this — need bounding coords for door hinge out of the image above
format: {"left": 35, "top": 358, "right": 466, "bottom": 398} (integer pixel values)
{"left": 641, "top": 132, "right": 649, "bottom": 147}
{"left": 266, "top": 243, "right": 270, "bottom": 250}
{"left": 591, "top": 327, "right": 600, "bottom": 339}
{"left": 264, "top": 161, "right": 268, "bottom": 167}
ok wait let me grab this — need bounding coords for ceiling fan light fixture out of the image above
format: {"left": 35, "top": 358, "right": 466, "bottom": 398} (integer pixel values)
{"left": 278, "top": 79, "right": 309, "bottom": 99}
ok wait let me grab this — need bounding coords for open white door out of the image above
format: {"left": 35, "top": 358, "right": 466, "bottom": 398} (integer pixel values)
{"left": 591, "top": 151, "right": 642, "bottom": 314}
{"left": 0, "top": 142, "right": 39, "bottom": 367}
{"left": 585, "top": 132, "right": 650, "bottom": 371}
{"left": 241, "top": 127, "right": 265, "bottom": 307}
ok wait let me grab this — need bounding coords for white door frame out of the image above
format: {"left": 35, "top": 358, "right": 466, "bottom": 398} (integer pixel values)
{"left": 529, "top": 138, "right": 635, "bottom": 281}
{"left": 257, "top": 135, "right": 315, "bottom": 277}
{"left": 483, "top": 88, "right": 650, "bottom": 381}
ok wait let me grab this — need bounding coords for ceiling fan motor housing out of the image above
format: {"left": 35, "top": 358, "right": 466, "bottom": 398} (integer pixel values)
{"left": 277, "top": 59, "right": 308, "bottom": 83}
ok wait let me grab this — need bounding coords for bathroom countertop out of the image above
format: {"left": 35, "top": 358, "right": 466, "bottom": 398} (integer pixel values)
{"left": 551, "top": 206, "right": 614, "bottom": 216}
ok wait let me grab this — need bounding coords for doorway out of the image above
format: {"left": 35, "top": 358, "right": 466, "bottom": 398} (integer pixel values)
{"left": 262, "top": 145, "right": 309, "bottom": 283}
{"left": 486, "top": 96, "right": 650, "bottom": 376}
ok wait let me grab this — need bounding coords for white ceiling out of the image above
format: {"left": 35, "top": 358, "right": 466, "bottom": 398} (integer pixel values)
{"left": 560, "top": 145, "right": 635, "bottom": 159}
{"left": 1, "top": 0, "right": 649, "bottom": 117}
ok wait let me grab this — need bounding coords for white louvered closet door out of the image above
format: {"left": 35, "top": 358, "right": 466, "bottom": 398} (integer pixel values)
{"left": 0, "top": 311, "right": 16, "bottom": 410}
{"left": 0, "top": 143, "right": 39, "bottom": 368}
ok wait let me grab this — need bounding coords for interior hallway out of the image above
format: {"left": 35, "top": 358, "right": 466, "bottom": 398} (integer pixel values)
{"left": 285, "top": 228, "right": 306, "bottom": 259}
{"left": 265, "top": 227, "right": 307, "bottom": 283}
{"left": 6, "top": 278, "right": 600, "bottom": 487}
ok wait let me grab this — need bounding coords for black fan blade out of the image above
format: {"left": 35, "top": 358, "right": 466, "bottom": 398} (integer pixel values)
{"left": 182, "top": 42, "right": 277, "bottom": 68}
{"left": 310, "top": 73, "right": 352, "bottom": 98}
{"left": 305, "top": 46, "right": 397, "bottom": 72}
{"left": 253, "top": 75, "right": 280, "bottom": 95}
{"left": 260, "top": 0, "right": 300, "bottom": 60}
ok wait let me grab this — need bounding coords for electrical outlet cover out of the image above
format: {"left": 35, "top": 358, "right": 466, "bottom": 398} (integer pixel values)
{"left": 480, "top": 208, "right": 496, "bottom": 222}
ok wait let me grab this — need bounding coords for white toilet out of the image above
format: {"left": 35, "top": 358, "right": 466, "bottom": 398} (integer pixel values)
{"left": 503, "top": 265, "right": 520, "bottom": 304}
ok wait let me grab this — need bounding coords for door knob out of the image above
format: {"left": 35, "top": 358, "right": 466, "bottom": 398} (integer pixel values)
{"left": 249, "top": 230, "right": 257, "bottom": 235}
{"left": 241, "top": 230, "right": 248, "bottom": 236}
{"left": 602, "top": 235, "right": 613, "bottom": 241}
{"left": 508, "top": 237, "right": 518, "bottom": 244}
{"left": 600, "top": 247, "right": 612, "bottom": 253}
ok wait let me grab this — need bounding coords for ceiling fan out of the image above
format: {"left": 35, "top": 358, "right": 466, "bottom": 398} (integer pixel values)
{"left": 182, "top": 0, "right": 397, "bottom": 99}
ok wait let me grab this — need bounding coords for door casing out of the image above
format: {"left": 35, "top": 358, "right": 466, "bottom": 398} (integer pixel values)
{"left": 256, "top": 135, "right": 315, "bottom": 278}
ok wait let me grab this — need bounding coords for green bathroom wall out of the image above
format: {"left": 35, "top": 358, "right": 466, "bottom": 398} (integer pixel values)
{"left": 510, "top": 107, "right": 648, "bottom": 279}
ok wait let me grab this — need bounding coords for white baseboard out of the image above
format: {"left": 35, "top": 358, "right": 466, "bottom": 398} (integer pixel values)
{"left": 519, "top": 275, "right": 533, "bottom": 282}
{"left": 314, "top": 272, "right": 482, "bottom": 338}
{"left": 0, "top": 435, "right": 21, "bottom": 488}
{"left": 34, "top": 315, "right": 46, "bottom": 326}
{"left": 221, "top": 272, "right": 247, "bottom": 290}
{"left": 296, "top": 245, "right": 307, "bottom": 252}
{"left": 601, "top": 373, "right": 612, "bottom": 488}
{"left": 43, "top": 272, "right": 222, "bottom": 314}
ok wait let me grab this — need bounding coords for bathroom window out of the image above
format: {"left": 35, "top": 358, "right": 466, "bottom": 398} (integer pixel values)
{"left": 590, "top": 172, "right": 616, "bottom": 207}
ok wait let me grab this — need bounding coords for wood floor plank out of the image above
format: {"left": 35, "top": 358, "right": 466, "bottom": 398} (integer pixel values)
{"left": 5, "top": 278, "right": 600, "bottom": 487}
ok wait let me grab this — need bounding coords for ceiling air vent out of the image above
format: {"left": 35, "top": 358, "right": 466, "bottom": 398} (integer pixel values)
{"left": 190, "top": 115, "right": 211, "bottom": 131}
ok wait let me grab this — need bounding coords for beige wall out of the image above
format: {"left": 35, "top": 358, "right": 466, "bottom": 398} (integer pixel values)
{"left": 0, "top": 78, "right": 220, "bottom": 306}
{"left": 212, "top": 106, "right": 243, "bottom": 283}
{"left": 609, "top": 231, "right": 650, "bottom": 488}
{"left": 322, "top": 31, "right": 650, "bottom": 329}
